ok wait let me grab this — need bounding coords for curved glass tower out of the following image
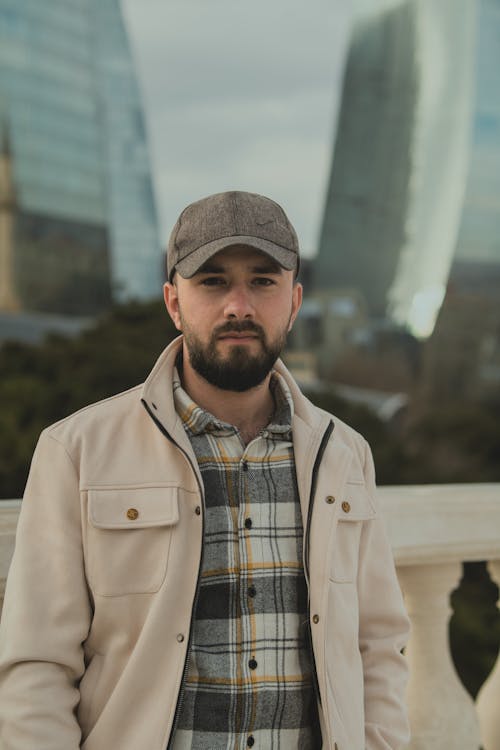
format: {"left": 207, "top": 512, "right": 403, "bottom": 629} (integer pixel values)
{"left": 0, "top": 0, "right": 160, "bottom": 314}
{"left": 315, "top": 0, "right": 477, "bottom": 338}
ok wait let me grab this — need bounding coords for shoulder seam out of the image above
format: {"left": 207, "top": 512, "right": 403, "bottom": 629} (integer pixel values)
{"left": 45, "top": 432, "right": 79, "bottom": 478}
{"left": 46, "top": 383, "right": 143, "bottom": 430}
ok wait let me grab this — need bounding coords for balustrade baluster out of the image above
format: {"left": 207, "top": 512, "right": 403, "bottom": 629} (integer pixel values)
{"left": 476, "top": 559, "right": 500, "bottom": 750}
{"left": 398, "top": 562, "right": 481, "bottom": 750}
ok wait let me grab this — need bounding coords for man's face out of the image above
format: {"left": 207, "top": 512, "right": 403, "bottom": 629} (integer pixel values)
{"left": 164, "top": 246, "right": 302, "bottom": 392}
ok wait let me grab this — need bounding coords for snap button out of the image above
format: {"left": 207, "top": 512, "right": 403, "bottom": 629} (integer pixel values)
{"left": 312, "top": 614, "right": 320, "bottom": 624}
{"left": 126, "top": 508, "right": 139, "bottom": 520}
{"left": 195, "top": 506, "right": 201, "bottom": 516}
{"left": 176, "top": 633, "right": 185, "bottom": 643}
{"left": 341, "top": 501, "right": 351, "bottom": 513}
{"left": 326, "top": 495, "right": 335, "bottom": 504}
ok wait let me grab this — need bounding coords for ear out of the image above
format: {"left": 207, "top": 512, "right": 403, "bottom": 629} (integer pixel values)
{"left": 288, "top": 281, "right": 303, "bottom": 332}
{"left": 163, "top": 282, "right": 182, "bottom": 331}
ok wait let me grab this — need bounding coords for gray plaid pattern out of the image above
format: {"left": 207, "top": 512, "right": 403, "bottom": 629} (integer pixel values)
{"left": 171, "top": 370, "right": 320, "bottom": 750}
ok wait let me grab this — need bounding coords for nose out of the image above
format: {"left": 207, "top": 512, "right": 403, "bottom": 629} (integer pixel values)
{"left": 223, "top": 284, "right": 255, "bottom": 319}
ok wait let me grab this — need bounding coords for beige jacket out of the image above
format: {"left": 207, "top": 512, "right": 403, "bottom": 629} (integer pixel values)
{"left": 0, "top": 337, "right": 410, "bottom": 750}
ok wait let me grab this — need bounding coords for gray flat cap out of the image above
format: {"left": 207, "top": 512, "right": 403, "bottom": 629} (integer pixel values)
{"left": 167, "top": 190, "right": 300, "bottom": 281}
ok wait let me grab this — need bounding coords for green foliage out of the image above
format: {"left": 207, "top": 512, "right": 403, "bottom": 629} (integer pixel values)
{"left": 0, "top": 299, "right": 177, "bottom": 497}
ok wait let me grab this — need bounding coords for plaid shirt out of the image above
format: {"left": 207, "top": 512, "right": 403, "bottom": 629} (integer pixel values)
{"left": 171, "top": 369, "right": 320, "bottom": 750}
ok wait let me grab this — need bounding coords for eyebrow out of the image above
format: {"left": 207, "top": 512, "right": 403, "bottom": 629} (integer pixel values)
{"left": 197, "top": 262, "right": 283, "bottom": 275}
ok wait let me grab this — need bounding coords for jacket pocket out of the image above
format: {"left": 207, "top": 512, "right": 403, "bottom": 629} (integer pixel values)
{"left": 87, "top": 485, "right": 179, "bottom": 596}
{"left": 329, "top": 485, "right": 376, "bottom": 584}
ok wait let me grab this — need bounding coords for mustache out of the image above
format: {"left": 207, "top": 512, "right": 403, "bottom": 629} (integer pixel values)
{"left": 213, "top": 321, "right": 265, "bottom": 340}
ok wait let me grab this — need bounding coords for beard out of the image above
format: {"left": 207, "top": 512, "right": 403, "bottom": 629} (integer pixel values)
{"left": 181, "top": 317, "right": 289, "bottom": 392}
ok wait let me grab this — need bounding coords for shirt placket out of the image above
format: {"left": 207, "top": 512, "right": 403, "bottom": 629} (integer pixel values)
{"left": 237, "top": 437, "right": 265, "bottom": 750}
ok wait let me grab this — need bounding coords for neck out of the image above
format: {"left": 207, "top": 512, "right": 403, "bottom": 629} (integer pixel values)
{"left": 180, "top": 346, "right": 275, "bottom": 442}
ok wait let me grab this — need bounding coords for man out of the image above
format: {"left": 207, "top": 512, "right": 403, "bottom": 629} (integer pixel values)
{"left": 0, "top": 191, "right": 410, "bottom": 749}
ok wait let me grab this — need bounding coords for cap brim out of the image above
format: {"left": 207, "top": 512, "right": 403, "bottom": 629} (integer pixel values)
{"left": 173, "top": 235, "right": 298, "bottom": 279}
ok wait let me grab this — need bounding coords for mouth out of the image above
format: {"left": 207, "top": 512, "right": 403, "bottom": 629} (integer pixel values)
{"left": 218, "top": 333, "right": 259, "bottom": 342}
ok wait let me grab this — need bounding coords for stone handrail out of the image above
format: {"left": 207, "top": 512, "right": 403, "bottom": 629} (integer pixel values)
{"left": 1, "top": 485, "right": 499, "bottom": 749}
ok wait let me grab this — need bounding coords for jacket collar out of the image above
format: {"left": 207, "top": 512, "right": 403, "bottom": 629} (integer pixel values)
{"left": 141, "top": 335, "right": 329, "bottom": 435}
{"left": 141, "top": 336, "right": 354, "bottom": 516}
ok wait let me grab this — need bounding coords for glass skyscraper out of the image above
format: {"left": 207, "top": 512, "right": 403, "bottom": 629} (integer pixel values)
{"left": 455, "top": 0, "right": 500, "bottom": 266}
{"left": 314, "top": 0, "right": 419, "bottom": 318}
{"left": 315, "top": 0, "right": 477, "bottom": 337}
{"left": 0, "top": 0, "right": 160, "bottom": 314}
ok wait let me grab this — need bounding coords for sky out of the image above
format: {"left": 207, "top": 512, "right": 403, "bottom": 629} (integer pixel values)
{"left": 121, "top": 0, "right": 362, "bottom": 257}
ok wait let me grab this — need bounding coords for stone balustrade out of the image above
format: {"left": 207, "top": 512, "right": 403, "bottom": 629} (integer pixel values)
{"left": 379, "top": 483, "right": 500, "bottom": 750}
{"left": 0, "top": 484, "right": 499, "bottom": 748}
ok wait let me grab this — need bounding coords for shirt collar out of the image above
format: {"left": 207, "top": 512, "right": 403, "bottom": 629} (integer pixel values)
{"left": 172, "top": 367, "right": 294, "bottom": 439}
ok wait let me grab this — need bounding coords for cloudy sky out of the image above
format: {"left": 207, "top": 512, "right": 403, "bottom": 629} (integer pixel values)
{"left": 121, "top": 0, "right": 378, "bottom": 256}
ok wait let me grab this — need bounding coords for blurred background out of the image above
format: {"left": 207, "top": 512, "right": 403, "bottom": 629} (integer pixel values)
{"left": 0, "top": 0, "right": 498, "bottom": 702}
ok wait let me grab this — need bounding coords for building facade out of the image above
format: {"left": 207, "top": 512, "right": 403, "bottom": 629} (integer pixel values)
{"left": 314, "top": 0, "right": 476, "bottom": 338}
{"left": 0, "top": 0, "right": 160, "bottom": 315}
{"left": 314, "top": 0, "right": 419, "bottom": 317}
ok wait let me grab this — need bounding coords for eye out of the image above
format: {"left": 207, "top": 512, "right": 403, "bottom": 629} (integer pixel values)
{"left": 200, "top": 276, "right": 226, "bottom": 286}
{"left": 253, "top": 277, "right": 276, "bottom": 286}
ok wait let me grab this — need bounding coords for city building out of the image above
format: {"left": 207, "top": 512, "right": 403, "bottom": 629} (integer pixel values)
{"left": 420, "top": 0, "right": 500, "bottom": 403}
{"left": 454, "top": 0, "right": 500, "bottom": 267}
{"left": 314, "top": 0, "right": 419, "bottom": 318}
{"left": 420, "top": 260, "right": 500, "bottom": 403}
{"left": 0, "top": 0, "right": 160, "bottom": 317}
{"left": 314, "top": 0, "right": 476, "bottom": 338}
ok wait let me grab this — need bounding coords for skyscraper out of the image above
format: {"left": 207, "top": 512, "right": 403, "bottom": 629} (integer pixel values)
{"left": 315, "top": 0, "right": 476, "bottom": 337}
{"left": 420, "top": 0, "right": 500, "bottom": 401}
{"left": 454, "top": 0, "right": 500, "bottom": 266}
{"left": 314, "top": 0, "right": 419, "bottom": 317}
{"left": 0, "top": 0, "right": 160, "bottom": 315}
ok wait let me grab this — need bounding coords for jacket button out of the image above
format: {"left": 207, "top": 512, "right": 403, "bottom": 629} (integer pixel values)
{"left": 249, "top": 658, "right": 258, "bottom": 670}
{"left": 126, "top": 508, "right": 139, "bottom": 520}
{"left": 176, "top": 633, "right": 185, "bottom": 643}
{"left": 312, "top": 614, "right": 320, "bottom": 624}
{"left": 195, "top": 506, "right": 201, "bottom": 515}
{"left": 341, "top": 501, "right": 351, "bottom": 513}
{"left": 247, "top": 737, "right": 255, "bottom": 747}
{"left": 326, "top": 495, "right": 335, "bottom": 504}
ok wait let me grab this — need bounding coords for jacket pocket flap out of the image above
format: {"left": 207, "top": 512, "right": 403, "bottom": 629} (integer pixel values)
{"left": 340, "top": 485, "right": 377, "bottom": 521}
{"left": 88, "top": 486, "right": 179, "bottom": 529}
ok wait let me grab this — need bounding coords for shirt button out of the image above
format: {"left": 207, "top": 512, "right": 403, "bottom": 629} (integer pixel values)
{"left": 242, "top": 460, "right": 248, "bottom": 471}
{"left": 247, "top": 737, "right": 255, "bottom": 747}
{"left": 244, "top": 517, "right": 253, "bottom": 530}
{"left": 342, "top": 501, "right": 351, "bottom": 513}
{"left": 126, "top": 508, "right": 139, "bottom": 520}
{"left": 195, "top": 506, "right": 201, "bottom": 515}
{"left": 312, "top": 614, "right": 320, "bottom": 624}
{"left": 176, "top": 633, "right": 185, "bottom": 643}
{"left": 247, "top": 585, "right": 257, "bottom": 598}
{"left": 249, "top": 658, "right": 258, "bottom": 670}
{"left": 326, "top": 495, "right": 336, "bottom": 504}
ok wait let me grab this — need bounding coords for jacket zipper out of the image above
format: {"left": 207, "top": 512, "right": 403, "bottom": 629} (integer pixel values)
{"left": 304, "top": 419, "right": 335, "bottom": 715}
{"left": 141, "top": 400, "right": 206, "bottom": 750}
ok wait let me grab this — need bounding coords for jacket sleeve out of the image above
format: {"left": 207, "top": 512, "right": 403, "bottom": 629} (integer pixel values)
{"left": 0, "top": 429, "right": 91, "bottom": 749}
{"left": 359, "top": 440, "right": 411, "bottom": 750}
